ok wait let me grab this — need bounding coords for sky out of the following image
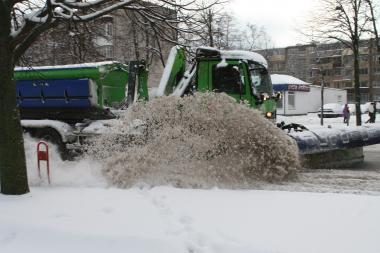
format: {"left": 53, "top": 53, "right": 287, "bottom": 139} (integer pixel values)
{"left": 229, "top": 0, "right": 319, "bottom": 48}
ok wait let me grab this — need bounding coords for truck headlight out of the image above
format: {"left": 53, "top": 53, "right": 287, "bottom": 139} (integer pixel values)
{"left": 266, "top": 112, "right": 273, "bottom": 118}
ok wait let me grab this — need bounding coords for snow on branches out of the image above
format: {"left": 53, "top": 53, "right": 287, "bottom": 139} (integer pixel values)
{"left": 10, "top": 0, "right": 135, "bottom": 38}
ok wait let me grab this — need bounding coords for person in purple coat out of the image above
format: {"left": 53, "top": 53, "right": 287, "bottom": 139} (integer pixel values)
{"left": 343, "top": 104, "right": 350, "bottom": 126}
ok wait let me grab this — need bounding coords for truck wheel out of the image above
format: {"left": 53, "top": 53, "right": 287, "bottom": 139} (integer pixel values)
{"left": 33, "top": 128, "right": 69, "bottom": 160}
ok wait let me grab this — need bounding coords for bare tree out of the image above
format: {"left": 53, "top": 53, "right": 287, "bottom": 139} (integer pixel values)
{"left": 238, "top": 23, "right": 273, "bottom": 51}
{"left": 307, "top": 0, "right": 379, "bottom": 126}
{"left": 0, "top": 0, "right": 221, "bottom": 195}
{"left": 214, "top": 12, "right": 241, "bottom": 49}
{"left": 178, "top": 3, "right": 226, "bottom": 48}
{"left": 174, "top": 0, "right": 241, "bottom": 50}
{"left": 22, "top": 21, "right": 105, "bottom": 66}
{"left": 118, "top": 7, "right": 177, "bottom": 67}
{"left": 179, "top": 2, "right": 273, "bottom": 52}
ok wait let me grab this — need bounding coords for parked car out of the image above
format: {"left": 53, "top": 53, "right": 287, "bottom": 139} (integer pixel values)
{"left": 347, "top": 104, "right": 356, "bottom": 115}
{"left": 347, "top": 102, "right": 373, "bottom": 114}
{"left": 317, "top": 103, "right": 343, "bottom": 118}
{"left": 318, "top": 103, "right": 374, "bottom": 118}
{"left": 361, "top": 102, "right": 370, "bottom": 113}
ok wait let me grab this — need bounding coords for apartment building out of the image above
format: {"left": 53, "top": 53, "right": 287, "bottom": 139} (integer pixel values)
{"left": 257, "top": 40, "right": 380, "bottom": 103}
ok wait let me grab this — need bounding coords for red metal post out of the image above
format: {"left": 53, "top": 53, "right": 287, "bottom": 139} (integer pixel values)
{"left": 37, "top": 141, "right": 50, "bottom": 184}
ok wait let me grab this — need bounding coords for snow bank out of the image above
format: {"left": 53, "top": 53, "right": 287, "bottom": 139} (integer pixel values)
{"left": 1, "top": 187, "right": 380, "bottom": 253}
{"left": 86, "top": 93, "right": 300, "bottom": 188}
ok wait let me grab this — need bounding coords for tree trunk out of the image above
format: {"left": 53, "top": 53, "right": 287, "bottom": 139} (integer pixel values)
{"left": 207, "top": 10, "right": 214, "bottom": 47}
{"left": 0, "top": 39, "right": 29, "bottom": 195}
{"left": 353, "top": 44, "right": 362, "bottom": 126}
{"left": 368, "top": 39, "right": 373, "bottom": 102}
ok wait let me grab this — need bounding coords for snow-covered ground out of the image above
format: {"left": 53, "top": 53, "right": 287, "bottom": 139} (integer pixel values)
{"left": 1, "top": 113, "right": 380, "bottom": 253}
{"left": 2, "top": 187, "right": 380, "bottom": 253}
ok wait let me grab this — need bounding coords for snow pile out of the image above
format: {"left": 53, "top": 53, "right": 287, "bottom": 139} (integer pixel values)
{"left": 86, "top": 93, "right": 300, "bottom": 188}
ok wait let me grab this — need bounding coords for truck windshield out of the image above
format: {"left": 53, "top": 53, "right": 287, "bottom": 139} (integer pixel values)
{"left": 248, "top": 62, "right": 272, "bottom": 95}
{"left": 213, "top": 65, "right": 244, "bottom": 95}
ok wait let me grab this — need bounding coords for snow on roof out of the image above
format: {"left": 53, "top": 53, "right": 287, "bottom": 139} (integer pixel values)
{"left": 196, "top": 46, "right": 268, "bottom": 68}
{"left": 15, "top": 61, "right": 121, "bottom": 71}
{"left": 271, "top": 74, "right": 310, "bottom": 85}
{"left": 220, "top": 50, "right": 268, "bottom": 68}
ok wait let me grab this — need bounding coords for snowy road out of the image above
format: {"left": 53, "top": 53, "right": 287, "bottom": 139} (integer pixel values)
{"left": 270, "top": 114, "right": 380, "bottom": 195}
{"left": 249, "top": 145, "right": 380, "bottom": 195}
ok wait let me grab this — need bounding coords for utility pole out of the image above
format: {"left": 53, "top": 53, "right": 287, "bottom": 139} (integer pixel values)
{"left": 312, "top": 65, "right": 324, "bottom": 125}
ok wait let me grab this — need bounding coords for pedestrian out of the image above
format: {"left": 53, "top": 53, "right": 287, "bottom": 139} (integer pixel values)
{"left": 343, "top": 104, "right": 350, "bottom": 126}
{"left": 367, "top": 102, "right": 375, "bottom": 123}
{"left": 373, "top": 102, "right": 377, "bottom": 123}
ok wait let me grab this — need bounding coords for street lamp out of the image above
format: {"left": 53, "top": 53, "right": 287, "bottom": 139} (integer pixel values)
{"left": 312, "top": 67, "right": 325, "bottom": 126}
{"left": 321, "top": 73, "right": 325, "bottom": 126}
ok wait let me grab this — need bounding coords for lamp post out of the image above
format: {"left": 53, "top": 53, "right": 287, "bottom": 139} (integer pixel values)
{"left": 312, "top": 66, "right": 324, "bottom": 126}
{"left": 321, "top": 73, "right": 325, "bottom": 126}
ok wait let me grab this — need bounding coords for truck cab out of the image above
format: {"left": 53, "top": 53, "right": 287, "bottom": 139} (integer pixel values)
{"left": 158, "top": 46, "right": 278, "bottom": 121}
{"left": 194, "top": 47, "right": 277, "bottom": 120}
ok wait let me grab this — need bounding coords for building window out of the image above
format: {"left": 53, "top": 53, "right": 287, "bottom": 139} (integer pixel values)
{"left": 348, "top": 93, "right": 354, "bottom": 103}
{"left": 361, "top": 93, "right": 369, "bottom": 103}
{"left": 359, "top": 68, "right": 368, "bottom": 75}
{"left": 345, "top": 69, "right": 353, "bottom": 76}
{"left": 334, "top": 68, "right": 342, "bottom": 76}
{"left": 337, "top": 95, "right": 342, "bottom": 103}
{"left": 322, "top": 69, "right": 332, "bottom": 76}
{"left": 345, "top": 82, "right": 352, "bottom": 88}
{"left": 288, "top": 92, "right": 295, "bottom": 110}
{"left": 359, "top": 55, "right": 368, "bottom": 62}
{"left": 105, "top": 23, "right": 113, "bottom": 37}
{"left": 104, "top": 46, "right": 113, "bottom": 58}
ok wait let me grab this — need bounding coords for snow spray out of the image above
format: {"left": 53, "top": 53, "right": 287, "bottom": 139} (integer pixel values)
{"left": 86, "top": 93, "right": 300, "bottom": 189}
